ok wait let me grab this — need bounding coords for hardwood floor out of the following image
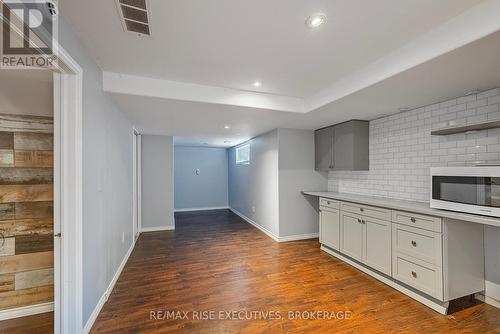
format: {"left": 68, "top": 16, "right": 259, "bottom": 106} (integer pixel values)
{"left": 0, "top": 312, "right": 53, "bottom": 334}
{"left": 90, "top": 209, "right": 500, "bottom": 333}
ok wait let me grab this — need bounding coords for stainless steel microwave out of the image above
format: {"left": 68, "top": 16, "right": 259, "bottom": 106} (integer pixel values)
{"left": 430, "top": 166, "right": 500, "bottom": 217}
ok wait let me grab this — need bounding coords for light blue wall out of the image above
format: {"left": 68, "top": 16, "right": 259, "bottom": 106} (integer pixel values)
{"left": 59, "top": 16, "right": 134, "bottom": 328}
{"left": 174, "top": 146, "right": 228, "bottom": 210}
{"left": 228, "top": 130, "right": 280, "bottom": 236}
{"left": 142, "top": 135, "right": 174, "bottom": 228}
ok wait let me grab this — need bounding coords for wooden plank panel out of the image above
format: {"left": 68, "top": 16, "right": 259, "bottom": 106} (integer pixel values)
{"left": 0, "top": 218, "right": 53, "bottom": 237}
{"left": 0, "top": 132, "right": 14, "bottom": 149}
{"left": 0, "top": 273, "right": 15, "bottom": 292}
{"left": 0, "top": 184, "right": 53, "bottom": 203}
{"left": 14, "top": 268, "right": 53, "bottom": 290}
{"left": 0, "top": 203, "right": 15, "bottom": 220}
{"left": 14, "top": 150, "right": 53, "bottom": 167}
{"left": 0, "top": 149, "right": 14, "bottom": 167}
{"left": 15, "top": 235, "right": 53, "bottom": 254}
{"left": 13, "top": 133, "right": 53, "bottom": 151}
{"left": 0, "top": 251, "right": 53, "bottom": 274}
{"left": 0, "top": 237, "right": 15, "bottom": 256}
{"left": 0, "top": 285, "right": 53, "bottom": 310}
{"left": 15, "top": 201, "right": 53, "bottom": 219}
{"left": 0, "top": 168, "right": 53, "bottom": 185}
{"left": 0, "top": 113, "right": 53, "bottom": 134}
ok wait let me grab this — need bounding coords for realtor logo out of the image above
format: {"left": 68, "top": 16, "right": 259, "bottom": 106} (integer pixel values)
{"left": 1, "top": 0, "right": 58, "bottom": 68}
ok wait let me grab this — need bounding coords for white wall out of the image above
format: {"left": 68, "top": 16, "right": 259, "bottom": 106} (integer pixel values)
{"left": 228, "top": 130, "right": 279, "bottom": 236}
{"left": 278, "top": 129, "right": 327, "bottom": 237}
{"left": 59, "top": 16, "right": 135, "bottom": 327}
{"left": 0, "top": 70, "right": 53, "bottom": 117}
{"left": 141, "top": 135, "right": 174, "bottom": 229}
{"left": 328, "top": 87, "right": 500, "bottom": 302}
{"left": 228, "top": 129, "right": 327, "bottom": 239}
{"left": 174, "top": 146, "right": 228, "bottom": 210}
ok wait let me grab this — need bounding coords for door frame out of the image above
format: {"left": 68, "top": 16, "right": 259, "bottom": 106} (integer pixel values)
{"left": 132, "top": 129, "right": 142, "bottom": 239}
{"left": 52, "top": 44, "right": 83, "bottom": 334}
{"left": 0, "top": 4, "right": 83, "bottom": 333}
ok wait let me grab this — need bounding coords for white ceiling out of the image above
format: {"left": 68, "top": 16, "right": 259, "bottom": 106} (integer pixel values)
{"left": 61, "top": 0, "right": 484, "bottom": 98}
{"left": 110, "top": 30, "right": 500, "bottom": 147}
{"left": 60, "top": 0, "right": 500, "bottom": 147}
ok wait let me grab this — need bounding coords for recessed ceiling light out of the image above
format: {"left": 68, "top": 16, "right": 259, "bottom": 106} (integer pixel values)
{"left": 224, "top": 125, "right": 230, "bottom": 129}
{"left": 306, "top": 13, "right": 327, "bottom": 28}
{"left": 253, "top": 81, "right": 262, "bottom": 87}
{"left": 224, "top": 140, "right": 231, "bottom": 144}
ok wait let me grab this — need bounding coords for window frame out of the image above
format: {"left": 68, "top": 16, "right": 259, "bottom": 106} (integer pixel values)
{"left": 235, "top": 143, "right": 250, "bottom": 165}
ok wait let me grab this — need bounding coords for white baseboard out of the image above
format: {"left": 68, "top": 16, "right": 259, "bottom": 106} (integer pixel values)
{"left": 229, "top": 207, "right": 319, "bottom": 243}
{"left": 0, "top": 302, "right": 54, "bottom": 321}
{"left": 477, "top": 280, "right": 500, "bottom": 309}
{"left": 83, "top": 239, "right": 135, "bottom": 333}
{"left": 141, "top": 225, "right": 175, "bottom": 232}
{"left": 229, "top": 207, "right": 280, "bottom": 242}
{"left": 320, "top": 245, "right": 449, "bottom": 315}
{"left": 174, "top": 206, "right": 228, "bottom": 212}
{"left": 278, "top": 233, "right": 319, "bottom": 242}
{"left": 477, "top": 293, "right": 500, "bottom": 309}
{"left": 228, "top": 207, "right": 319, "bottom": 242}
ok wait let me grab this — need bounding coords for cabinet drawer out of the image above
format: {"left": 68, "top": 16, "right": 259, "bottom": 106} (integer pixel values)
{"left": 393, "top": 254, "right": 443, "bottom": 300}
{"left": 391, "top": 210, "right": 442, "bottom": 233}
{"left": 392, "top": 224, "right": 442, "bottom": 266}
{"left": 320, "top": 198, "right": 339, "bottom": 210}
{"left": 341, "top": 202, "right": 391, "bottom": 221}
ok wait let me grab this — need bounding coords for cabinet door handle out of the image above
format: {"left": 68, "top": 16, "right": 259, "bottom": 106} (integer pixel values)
{"left": 357, "top": 218, "right": 361, "bottom": 223}
{"left": 327, "top": 201, "right": 331, "bottom": 205}
{"left": 411, "top": 271, "right": 417, "bottom": 278}
{"left": 362, "top": 220, "right": 366, "bottom": 224}
{"left": 410, "top": 217, "right": 416, "bottom": 223}
{"left": 411, "top": 240, "right": 417, "bottom": 247}
{"left": 360, "top": 208, "right": 364, "bottom": 212}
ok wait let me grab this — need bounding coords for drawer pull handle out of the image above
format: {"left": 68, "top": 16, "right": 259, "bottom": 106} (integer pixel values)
{"left": 327, "top": 201, "right": 331, "bottom": 205}
{"left": 410, "top": 217, "right": 416, "bottom": 223}
{"left": 411, "top": 240, "right": 417, "bottom": 247}
{"left": 360, "top": 208, "right": 364, "bottom": 212}
{"left": 411, "top": 271, "right": 417, "bottom": 278}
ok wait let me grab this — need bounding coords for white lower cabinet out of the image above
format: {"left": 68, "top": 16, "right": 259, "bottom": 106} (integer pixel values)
{"left": 364, "top": 217, "right": 391, "bottom": 275}
{"left": 318, "top": 197, "right": 486, "bottom": 314}
{"left": 340, "top": 212, "right": 364, "bottom": 261}
{"left": 339, "top": 211, "right": 392, "bottom": 275}
{"left": 319, "top": 208, "right": 340, "bottom": 250}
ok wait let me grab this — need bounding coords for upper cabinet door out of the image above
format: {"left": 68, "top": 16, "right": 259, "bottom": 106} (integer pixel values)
{"left": 315, "top": 126, "right": 334, "bottom": 171}
{"left": 332, "top": 121, "right": 354, "bottom": 170}
{"left": 315, "top": 120, "right": 369, "bottom": 171}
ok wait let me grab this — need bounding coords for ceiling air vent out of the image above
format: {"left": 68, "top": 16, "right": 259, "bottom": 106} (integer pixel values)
{"left": 116, "top": 0, "right": 151, "bottom": 36}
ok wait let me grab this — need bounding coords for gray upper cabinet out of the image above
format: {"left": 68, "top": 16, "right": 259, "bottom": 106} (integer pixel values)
{"left": 315, "top": 126, "right": 334, "bottom": 170}
{"left": 315, "top": 120, "right": 369, "bottom": 171}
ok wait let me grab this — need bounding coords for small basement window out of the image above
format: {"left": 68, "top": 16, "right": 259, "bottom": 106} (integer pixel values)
{"left": 236, "top": 144, "right": 250, "bottom": 165}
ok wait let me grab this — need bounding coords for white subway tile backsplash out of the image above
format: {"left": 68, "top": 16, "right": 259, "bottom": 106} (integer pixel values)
{"left": 328, "top": 87, "right": 500, "bottom": 202}
{"left": 477, "top": 88, "right": 499, "bottom": 100}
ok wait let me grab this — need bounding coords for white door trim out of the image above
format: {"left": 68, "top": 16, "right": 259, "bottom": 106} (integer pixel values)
{"left": 132, "top": 130, "right": 142, "bottom": 240}
{"left": 53, "top": 44, "right": 84, "bottom": 334}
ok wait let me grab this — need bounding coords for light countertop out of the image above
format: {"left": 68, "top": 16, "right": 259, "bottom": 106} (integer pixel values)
{"left": 302, "top": 191, "right": 500, "bottom": 228}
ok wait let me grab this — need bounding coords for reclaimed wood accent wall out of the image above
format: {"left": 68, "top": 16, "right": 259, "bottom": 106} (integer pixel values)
{"left": 0, "top": 113, "right": 54, "bottom": 311}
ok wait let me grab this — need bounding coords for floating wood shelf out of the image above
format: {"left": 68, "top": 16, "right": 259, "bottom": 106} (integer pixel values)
{"left": 431, "top": 120, "right": 500, "bottom": 135}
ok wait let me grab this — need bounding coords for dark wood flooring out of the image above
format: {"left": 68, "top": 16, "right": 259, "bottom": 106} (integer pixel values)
{"left": 0, "top": 312, "right": 53, "bottom": 334}
{"left": 89, "top": 209, "right": 500, "bottom": 333}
